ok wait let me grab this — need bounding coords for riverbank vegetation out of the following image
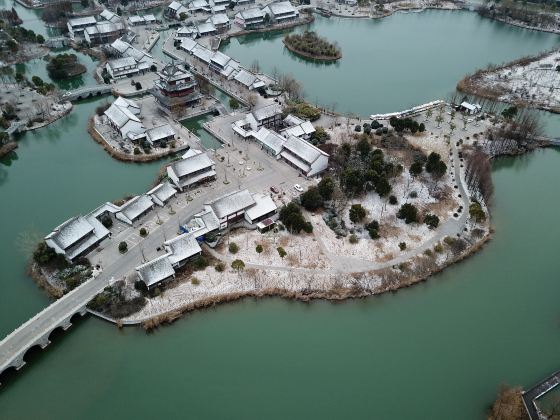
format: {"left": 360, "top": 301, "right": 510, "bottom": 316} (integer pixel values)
{"left": 88, "top": 279, "right": 147, "bottom": 319}
{"left": 478, "top": 1, "right": 559, "bottom": 33}
{"left": 282, "top": 100, "right": 321, "bottom": 121}
{"left": 283, "top": 31, "right": 341, "bottom": 61}
{"left": 46, "top": 54, "right": 87, "bottom": 80}
{"left": 487, "top": 384, "right": 526, "bottom": 420}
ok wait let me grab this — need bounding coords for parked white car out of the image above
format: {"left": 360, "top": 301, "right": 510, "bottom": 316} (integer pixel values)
{"left": 294, "top": 184, "right": 304, "bottom": 192}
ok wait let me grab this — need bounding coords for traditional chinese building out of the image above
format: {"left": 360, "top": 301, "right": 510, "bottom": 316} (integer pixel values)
{"left": 151, "top": 62, "right": 203, "bottom": 115}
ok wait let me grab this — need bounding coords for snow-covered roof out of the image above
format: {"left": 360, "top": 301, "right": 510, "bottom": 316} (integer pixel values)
{"left": 283, "top": 135, "right": 328, "bottom": 164}
{"left": 209, "top": 12, "right": 229, "bottom": 25}
{"left": 107, "top": 56, "right": 137, "bottom": 70}
{"left": 136, "top": 254, "right": 175, "bottom": 288}
{"left": 168, "top": 1, "right": 183, "bottom": 10}
{"left": 110, "top": 38, "right": 130, "bottom": 54}
{"left": 88, "top": 202, "right": 120, "bottom": 219}
{"left": 146, "top": 124, "right": 175, "bottom": 142}
{"left": 253, "top": 127, "right": 285, "bottom": 155}
{"left": 189, "top": 0, "right": 209, "bottom": 8}
{"left": 237, "top": 8, "right": 264, "bottom": 20}
{"left": 144, "top": 14, "right": 157, "bottom": 22}
{"left": 197, "top": 22, "right": 216, "bottom": 35}
{"left": 181, "top": 38, "right": 198, "bottom": 52}
{"left": 460, "top": 101, "right": 481, "bottom": 112}
{"left": 99, "top": 9, "right": 120, "bottom": 23}
{"left": 206, "top": 189, "right": 255, "bottom": 219}
{"left": 192, "top": 44, "right": 213, "bottom": 63}
{"left": 118, "top": 195, "right": 153, "bottom": 223}
{"left": 252, "top": 103, "right": 282, "bottom": 121}
{"left": 128, "top": 15, "right": 145, "bottom": 24}
{"left": 284, "top": 114, "right": 304, "bottom": 126}
{"left": 266, "top": 1, "right": 298, "bottom": 16}
{"left": 177, "top": 26, "right": 197, "bottom": 37}
{"left": 281, "top": 120, "right": 315, "bottom": 138}
{"left": 114, "top": 96, "right": 141, "bottom": 113}
{"left": 45, "top": 216, "right": 95, "bottom": 250}
{"left": 210, "top": 51, "right": 231, "bottom": 67}
{"left": 85, "top": 22, "right": 124, "bottom": 36}
{"left": 234, "top": 69, "right": 257, "bottom": 87}
{"left": 211, "top": 5, "right": 227, "bottom": 13}
{"left": 68, "top": 16, "right": 97, "bottom": 27}
{"left": 165, "top": 232, "right": 202, "bottom": 265}
{"left": 169, "top": 152, "right": 215, "bottom": 178}
{"left": 246, "top": 193, "right": 277, "bottom": 221}
{"left": 147, "top": 181, "right": 177, "bottom": 205}
{"left": 104, "top": 102, "right": 141, "bottom": 128}
{"left": 182, "top": 148, "right": 203, "bottom": 159}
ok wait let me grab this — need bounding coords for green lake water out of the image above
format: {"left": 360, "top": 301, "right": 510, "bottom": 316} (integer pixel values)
{"left": 0, "top": 9, "right": 559, "bottom": 420}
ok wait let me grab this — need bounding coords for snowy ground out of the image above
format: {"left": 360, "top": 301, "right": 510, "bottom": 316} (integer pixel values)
{"left": 464, "top": 50, "right": 560, "bottom": 111}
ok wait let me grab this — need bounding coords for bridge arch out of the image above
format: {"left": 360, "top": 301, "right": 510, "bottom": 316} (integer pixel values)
{"left": 22, "top": 344, "right": 45, "bottom": 364}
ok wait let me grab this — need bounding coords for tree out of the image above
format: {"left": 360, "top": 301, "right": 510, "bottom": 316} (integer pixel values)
{"left": 435, "top": 114, "right": 444, "bottom": 128}
{"left": 399, "top": 242, "right": 406, "bottom": 250}
{"left": 425, "top": 108, "right": 433, "bottom": 121}
{"left": 375, "top": 177, "right": 391, "bottom": 197}
{"left": 410, "top": 161, "right": 423, "bottom": 177}
{"left": 255, "top": 244, "right": 263, "bottom": 254}
{"left": 229, "top": 97, "right": 240, "bottom": 110}
{"left": 139, "top": 227, "right": 148, "bottom": 237}
{"left": 31, "top": 76, "right": 43, "bottom": 87}
{"left": 279, "top": 202, "right": 310, "bottom": 233}
{"left": 469, "top": 202, "right": 486, "bottom": 222}
{"left": 36, "top": 34, "right": 45, "bottom": 44}
{"left": 229, "top": 242, "right": 239, "bottom": 254}
{"left": 424, "top": 214, "right": 439, "bottom": 229}
{"left": 300, "top": 187, "right": 324, "bottom": 211}
{"left": 277, "top": 247, "right": 287, "bottom": 259}
{"left": 448, "top": 121, "right": 456, "bottom": 136}
{"left": 80, "top": 0, "right": 89, "bottom": 7}
{"left": 14, "top": 72, "right": 24, "bottom": 83}
{"left": 501, "top": 106, "right": 518, "bottom": 120}
{"left": 357, "top": 137, "right": 371, "bottom": 159}
{"left": 318, "top": 176, "right": 335, "bottom": 200}
{"left": 425, "top": 152, "right": 442, "bottom": 173}
{"left": 118, "top": 241, "right": 128, "bottom": 253}
{"left": 231, "top": 259, "right": 245, "bottom": 277}
{"left": 349, "top": 204, "right": 367, "bottom": 223}
{"left": 365, "top": 220, "right": 379, "bottom": 239}
{"left": 396, "top": 203, "right": 418, "bottom": 224}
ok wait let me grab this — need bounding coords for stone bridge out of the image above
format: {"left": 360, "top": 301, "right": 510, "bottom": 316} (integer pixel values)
{"left": 61, "top": 86, "right": 113, "bottom": 102}
{"left": 0, "top": 275, "right": 111, "bottom": 380}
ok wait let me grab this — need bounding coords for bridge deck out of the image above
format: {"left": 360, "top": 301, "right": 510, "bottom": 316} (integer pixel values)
{"left": 0, "top": 275, "right": 111, "bottom": 375}
{"left": 522, "top": 369, "right": 560, "bottom": 420}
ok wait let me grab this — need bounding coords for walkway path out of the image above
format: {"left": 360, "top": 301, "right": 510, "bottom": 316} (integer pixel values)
{"left": 522, "top": 369, "right": 560, "bottom": 420}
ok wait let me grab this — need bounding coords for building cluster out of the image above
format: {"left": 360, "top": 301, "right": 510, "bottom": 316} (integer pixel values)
{"left": 103, "top": 96, "right": 177, "bottom": 147}
{"left": 135, "top": 188, "right": 278, "bottom": 290}
{"left": 232, "top": 103, "right": 328, "bottom": 178}
{"left": 67, "top": 9, "right": 159, "bottom": 46}
{"left": 165, "top": 0, "right": 299, "bottom": 32}
{"left": 105, "top": 37, "right": 156, "bottom": 80}
{"left": 176, "top": 35, "right": 267, "bottom": 91}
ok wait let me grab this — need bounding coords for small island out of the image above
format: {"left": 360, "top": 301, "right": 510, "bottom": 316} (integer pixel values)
{"left": 46, "top": 53, "right": 87, "bottom": 80}
{"left": 283, "top": 31, "right": 342, "bottom": 61}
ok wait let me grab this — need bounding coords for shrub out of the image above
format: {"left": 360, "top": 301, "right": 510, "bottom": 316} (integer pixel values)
{"left": 228, "top": 242, "right": 239, "bottom": 254}
{"left": 277, "top": 246, "right": 287, "bottom": 259}
{"left": 349, "top": 204, "right": 367, "bottom": 223}
{"left": 135, "top": 82, "right": 142, "bottom": 90}
{"left": 399, "top": 242, "right": 407, "bottom": 251}
{"left": 302, "top": 222, "right": 313, "bottom": 233}
{"left": 424, "top": 213, "right": 440, "bottom": 229}
{"left": 318, "top": 176, "right": 335, "bottom": 200}
{"left": 389, "top": 195, "right": 398, "bottom": 205}
{"left": 191, "top": 277, "right": 200, "bottom": 285}
{"left": 354, "top": 124, "right": 361, "bottom": 132}
{"left": 365, "top": 220, "right": 380, "bottom": 239}
{"left": 139, "top": 227, "right": 148, "bottom": 237}
{"left": 396, "top": 203, "right": 418, "bottom": 224}
{"left": 434, "top": 243, "right": 443, "bottom": 253}
{"left": 118, "top": 241, "right": 128, "bottom": 253}
{"left": 215, "top": 262, "right": 225, "bottom": 272}
{"left": 255, "top": 244, "right": 263, "bottom": 254}
{"left": 349, "top": 234, "right": 358, "bottom": 244}
{"left": 469, "top": 202, "right": 486, "bottom": 222}
{"left": 193, "top": 255, "right": 208, "bottom": 270}
{"left": 409, "top": 191, "right": 418, "bottom": 199}
{"left": 301, "top": 187, "right": 324, "bottom": 210}
{"left": 133, "top": 147, "right": 141, "bottom": 155}
{"left": 229, "top": 97, "right": 240, "bottom": 110}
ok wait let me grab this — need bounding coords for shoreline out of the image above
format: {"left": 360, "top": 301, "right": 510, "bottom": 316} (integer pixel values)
{"left": 102, "top": 230, "right": 493, "bottom": 329}
{"left": 457, "top": 49, "right": 560, "bottom": 114}
{"left": 282, "top": 40, "right": 341, "bottom": 62}
{"left": 87, "top": 116, "right": 187, "bottom": 163}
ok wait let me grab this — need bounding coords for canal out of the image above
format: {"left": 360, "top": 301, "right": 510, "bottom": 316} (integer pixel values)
{"left": 0, "top": 9, "right": 559, "bottom": 420}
